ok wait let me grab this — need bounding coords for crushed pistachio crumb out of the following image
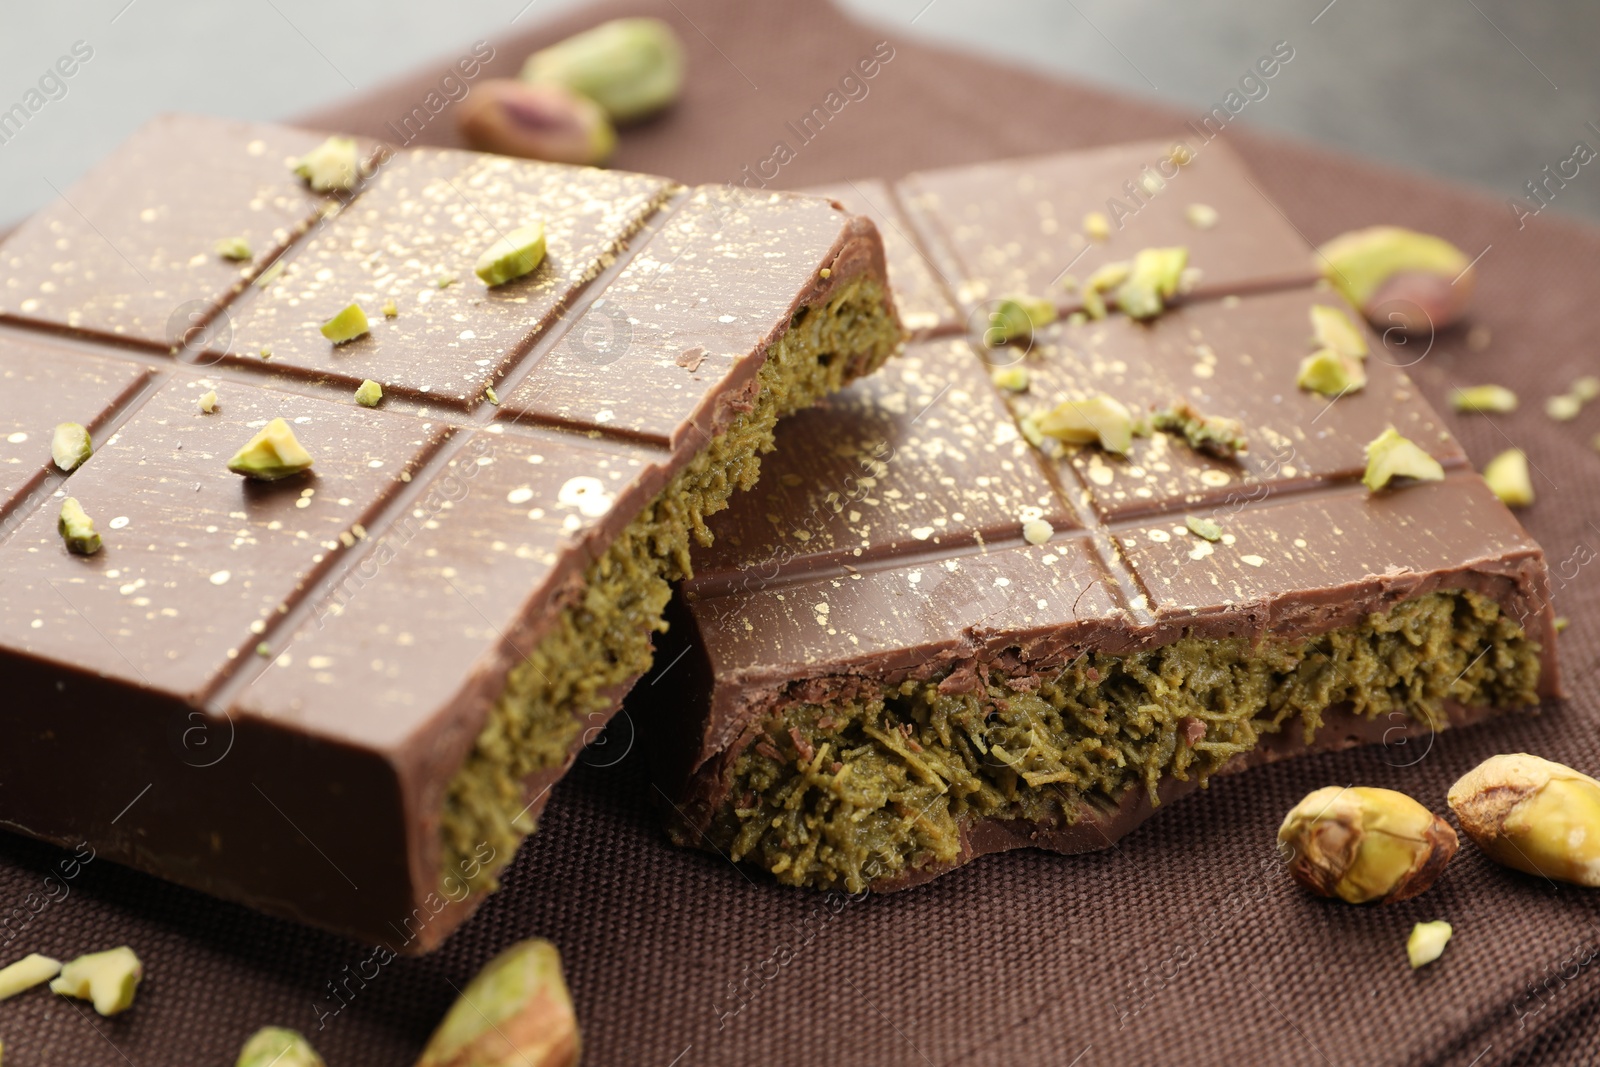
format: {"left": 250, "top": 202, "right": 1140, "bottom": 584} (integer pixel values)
{"left": 57, "top": 497, "right": 101, "bottom": 555}
{"left": 49, "top": 947, "right": 142, "bottom": 1016}
{"left": 1363, "top": 427, "right": 1445, "bottom": 492}
{"left": 291, "top": 135, "right": 361, "bottom": 193}
{"left": 198, "top": 390, "right": 218, "bottom": 414}
{"left": 1186, "top": 514, "right": 1223, "bottom": 541}
{"left": 259, "top": 345, "right": 273, "bottom": 359}
{"left": 485, "top": 385, "right": 501, "bottom": 405}
{"left": 215, "top": 236, "right": 252, "bottom": 261}
{"left": 820, "top": 267, "right": 832, "bottom": 279}
{"left": 986, "top": 295, "right": 1056, "bottom": 345}
{"left": 1185, "top": 203, "right": 1219, "bottom": 230}
{"left": 256, "top": 642, "right": 272, "bottom": 658}
{"left": 1574, "top": 376, "right": 1600, "bottom": 402}
{"left": 1407, "top": 921, "right": 1453, "bottom": 970}
{"left": 1482, "top": 448, "right": 1533, "bottom": 507}
{"left": 437, "top": 274, "right": 456, "bottom": 289}
{"left": 475, "top": 222, "right": 548, "bottom": 287}
{"left": 1083, "top": 211, "right": 1111, "bottom": 241}
{"left": 1556, "top": 616, "right": 1570, "bottom": 633}
{"left": 1115, "top": 246, "right": 1189, "bottom": 321}
{"left": 1297, "top": 349, "right": 1366, "bottom": 397}
{"left": 1037, "top": 395, "right": 1135, "bottom": 455}
{"left": 320, "top": 303, "right": 369, "bottom": 345}
{"left": 990, "top": 366, "right": 1030, "bottom": 392}
{"left": 1151, "top": 400, "right": 1247, "bottom": 459}
{"left": 354, "top": 380, "right": 383, "bottom": 408}
{"left": 382, "top": 300, "right": 398, "bottom": 318}
{"left": 1022, "top": 518, "right": 1053, "bottom": 546}
{"left": 227, "top": 418, "right": 314, "bottom": 481}
{"left": 1546, "top": 394, "right": 1582, "bottom": 422}
{"left": 50, "top": 422, "right": 92, "bottom": 472}
{"left": 1449, "top": 384, "right": 1517, "bottom": 414}
{"left": 1309, "top": 304, "right": 1368, "bottom": 359}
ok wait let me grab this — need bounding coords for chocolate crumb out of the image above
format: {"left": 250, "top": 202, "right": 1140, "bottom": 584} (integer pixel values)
{"left": 677, "top": 345, "right": 708, "bottom": 371}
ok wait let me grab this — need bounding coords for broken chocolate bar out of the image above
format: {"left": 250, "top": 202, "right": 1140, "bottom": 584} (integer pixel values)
{"left": 650, "top": 143, "right": 1558, "bottom": 894}
{"left": 0, "top": 114, "right": 901, "bottom": 949}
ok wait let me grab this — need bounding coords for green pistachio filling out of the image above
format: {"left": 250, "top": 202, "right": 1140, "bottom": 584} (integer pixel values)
{"left": 440, "top": 274, "right": 901, "bottom": 891}
{"left": 700, "top": 590, "right": 1539, "bottom": 893}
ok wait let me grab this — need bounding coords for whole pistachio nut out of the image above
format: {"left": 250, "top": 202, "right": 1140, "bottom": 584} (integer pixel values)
{"left": 417, "top": 939, "right": 579, "bottom": 1067}
{"left": 458, "top": 79, "right": 616, "bottom": 167}
{"left": 1448, "top": 753, "right": 1600, "bottom": 886}
{"left": 236, "top": 1027, "right": 325, "bottom": 1067}
{"left": 49, "top": 946, "right": 142, "bottom": 1016}
{"left": 1278, "top": 786, "right": 1459, "bottom": 904}
{"left": 521, "top": 17, "right": 685, "bottom": 124}
{"left": 1316, "top": 226, "right": 1473, "bottom": 335}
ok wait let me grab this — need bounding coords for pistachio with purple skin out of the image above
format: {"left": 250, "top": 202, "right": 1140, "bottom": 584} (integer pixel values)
{"left": 1316, "top": 226, "right": 1474, "bottom": 336}
{"left": 457, "top": 80, "right": 616, "bottom": 167}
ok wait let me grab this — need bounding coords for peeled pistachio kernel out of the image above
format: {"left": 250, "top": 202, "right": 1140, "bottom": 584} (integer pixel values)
{"left": 1573, "top": 375, "right": 1600, "bottom": 402}
{"left": 1363, "top": 427, "right": 1445, "bottom": 492}
{"left": 1407, "top": 921, "right": 1453, "bottom": 969}
{"left": 475, "top": 222, "right": 548, "bottom": 287}
{"left": 1185, "top": 203, "right": 1218, "bottom": 230}
{"left": 51, "top": 422, "right": 92, "bottom": 472}
{"left": 417, "top": 939, "right": 580, "bottom": 1067}
{"left": 1483, "top": 448, "right": 1534, "bottom": 508}
{"left": 1316, "top": 226, "right": 1473, "bottom": 335}
{"left": 458, "top": 80, "right": 617, "bottom": 167}
{"left": 1114, "top": 246, "right": 1189, "bottom": 321}
{"left": 237, "top": 1027, "right": 325, "bottom": 1067}
{"left": 1547, "top": 393, "right": 1583, "bottom": 422}
{"left": 227, "top": 418, "right": 314, "bottom": 482}
{"left": 292, "top": 135, "right": 361, "bottom": 193}
{"left": 1151, "top": 400, "right": 1248, "bottom": 459}
{"left": 57, "top": 497, "right": 102, "bottom": 556}
{"left": 1185, "top": 514, "right": 1222, "bottom": 542}
{"left": 990, "top": 366, "right": 1029, "bottom": 392}
{"left": 354, "top": 380, "right": 383, "bottom": 408}
{"left": 49, "top": 946, "right": 142, "bottom": 1016}
{"left": 985, "top": 295, "right": 1056, "bottom": 345}
{"left": 1296, "top": 349, "right": 1366, "bottom": 397}
{"left": 320, "top": 302, "right": 369, "bottom": 344}
{"left": 1278, "top": 786, "right": 1459, "bottom": 904}
{"left": 1082, "top": 211, "right": 1111, "bottom": 241}
{"left": 1022, "top": 517, "right": 1053, "bottom": 545}
{"left": 521, "top": 17, "right": 684, "bottom": 124}
{"left": 1037, "top": 395, "right": 1135, "bottom": 455}
{"left": 1449, "top": 384, "right": 1518, "bottom": 413}
{"left": 0, "top": 954, "right": 61, "bottom": 1001}
{"left": 1309, "top": 303, "right": 1368, "bottom": 359}
{"left": 198, "top": 389, "right": 218, "bottom": 414}
{"left": 215, "top": 236, "right": 252, "bottom": 261}
{"left": 1448, "top": 754, "right": 1600, "bottom": 886}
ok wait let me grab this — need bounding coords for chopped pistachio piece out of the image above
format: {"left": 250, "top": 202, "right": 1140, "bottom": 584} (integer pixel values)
{"left": 1185, "top": 203, "right": 1219, "bottom": 230}
{"left": 0, "top": 954, "right": 61, "bottom": 1001}
{"left": 986, "top": 295, "right": 1056, "bottom": 345}
{"left": 1081, "top": 286, "right": 1107, "bottom": 321}
{"left": 51, "top": 422, "right": 92, "bottom": 472}
{"left": 485, "top": 385, "right": 501, "bottom": 405}
{"left": 1022, "top": 517, "right": 1053, "bottom": 546}
{"left": 475, "top": 222, "right": 548, "bottom": 287}
{"left": 1449, "top": 384, "right": 1517, "bottom": 413}
{"left": 990, "top": 366, "right": 1029, "bottom": 392}
{"left": 319, "top": 303, "right": 369, "bottom": 345}
{"left": 1017, "top": 410, "right": 1045, "bottom": 449}
{"left": 227, "top": 418, "right": 314, "bottom": 481}
{"left": 1546, "top": 394, "right": 1582, "bottom": 422}
{"left": 1083, "top": 211, "right": 1111, "bottom": 241}
{"left": 49, "top": 947, "right": 142, "bottom": 1016}
{"left": 259, "top": 345, "right": 273, "bottom": 360}
{"left": 291, "top": 135, "right": 361, "bottom": 193}
{"left": 1186, "top": 514, "right": 1223, "bottom": 542}
{"left": 237, "top": 1026, "right": 325, "bottom": 1067}
{"left": 198, "top": 389, "right": 218, "bottom": 414}
{"left": 416, "top": 939, "right": 579, "bottom": 1067}
{"left": 1483, "top": 448, "right": 1533, "bottom": 507}
{"left": 1363, "top": 427, "right": 1445, "bottom": 492}
{"left": 57, "top": 497, "right": 101, "bottom": 556}
{"left": 1037, "top": 395, "right": 1135, "bottom": 455}
{"left": 254, "top": 260, "right": 286, "bottom": 288}
{"left": 382, "top": 300, "right": 398, "bottom": 318}
{"left": 1114, "top": 246, "right": 1189, "bottom": 321}
{"left": 1556, "top": 615, "right": 1570, "bottom": 633}
{"left": 1574, "top": 376, "right": 1600, "bottom": 402}
{"left": 437, "top": 274, "right": 457, "bottom": 289}
{"left": 354, "top": 380, "right": 383, "bottom": 408}
{"left": 819, "top": 267, "right": 832, "bottom": 279}
{"left": 214, "top": 236, "right": 252, "bottom": 261}
{"left": 1151, "top": 400, "right": 1248, "bottom": 459}
{"left": 1407, "top": 921, "right": 1453, "bottom": 969}
{"left": 1309, "top": 304, "right": 1368, "bottom": 359}
{"left": 1296, "top": 349, "right": 1367, "bottom": 397}
{"left": 1084, "top": 261, "right": 1131, "bottom": 294}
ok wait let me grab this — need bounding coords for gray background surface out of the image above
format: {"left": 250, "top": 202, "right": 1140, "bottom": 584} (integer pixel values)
{"left": 2, "top": 0, "right": 1598, "bottom": 228}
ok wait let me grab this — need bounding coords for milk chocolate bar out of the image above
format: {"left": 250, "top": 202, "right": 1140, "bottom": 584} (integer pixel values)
{"left": 0, "top": 114, "right": 902, "bottom": 948}
{"left": 652, "top": 141, "right": 1558, "bottom": 894}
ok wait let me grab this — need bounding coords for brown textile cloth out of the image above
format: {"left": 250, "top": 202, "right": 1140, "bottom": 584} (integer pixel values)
{"left": 5, "top": 1, "right": 1600, "bottom": 1063}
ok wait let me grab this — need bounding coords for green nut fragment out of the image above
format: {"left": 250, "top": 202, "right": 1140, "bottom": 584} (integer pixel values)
{"left": 1065, "top": 311, "right": 1088, "bottom": 327}
{"left": 1309, "top": 304, "right": 1368, "bottom": 359}
{"left": 256, "top": 641, "right": 272, "bottom": 658}
{"left": 1573, "top": 375, "right": 1600, "bottom": 402}
{"left": 990, "top": 366, "right": 1030, "bottom": 392}
{"left": 1556, "top": 615, "right": 1571, "bottom": 633}
{"left": 1449, "top": 754, "right": 1600, "bottom": 886}
{"left": 985, "top": 295, "right": 1056, "bottom": 345}
{"left": 1185, "top": 203, "right": 1219, "bottom": 230}
{"left": 417, "top": 939, "right": 580, "bottom": 1067}
{"left": 485, "top": 385, "right": 501, "bottom": 405}
{"left": 1081, "top": 286, "right": 1107, "bottom": 321}
{"left": 521, "top": 17, "right": 684, "bottom": 124}
{"left": 382, "top": 300, "right": 398, "bottom": 318}
{"left": 1362, "top": 427, "right": 1444, "bottom": 492}
{"left": 1448, "top": 384, "right": 1517, "bottom": 413}
{"left": 236, "top": 1027, "right": 325, "bottom": 1067}
{"left": 1022, "top": 517, "right": 1053, "bottom": 546}
{"left": 354, "top": 380, "right": 383, "bottom": 408}
{"left": 49, "top": 946, "right": 142, "bottom": 1016}
{"left": 227, "top": 418, "right": 314, "bottom": 481}
{"left": 1151, "top": 400, "right": 1248, "bottom": 459}
{"left": 0, "top": 954, "right": 61, "bottom": 1001}
{"left": 255, "top": 260, "right": 286, "bottom": 289}
{"left": 199, "top": 389, "right": 219, "bottom": 414}
{"left": 51, "top": 422, "right": 92, "bottom": 472}
{"left": 1407, "top": 921, "right": 1453, "bottom": 969}
{"left": 1185, "top": 514, "right": 1222, "bottom": 542}
{"left": 215, "top": 236, "right": 252, "bottom": 261}
{"left": 1483, "top": 448, "right": 1533, "bottom": 508}
{"left": 1114, "top": 246, "right": 1189, "bottom": 321}
{"left": 58, "top": 497, "right": 101, "bottom": 556}
{"left": 1546, "top": 393, "right": 1582, "bottom": 422}
{"left": 1278, "top": 786, "right": 1459, "bottom": 905}
{"left": 1084, "top": 261, "right": 1132, "bottom": 294}
{"left": 475, "top": 222, "right": 548, "bottom": 288}
{"left": 320, "top": 302, "right": 369, "bottom": 344}
{"left": 1037, "top": 395, "right": 1135, "bottom": 455}
{"left": 1296, "top": 349, "right": 1367, "bottom": 397}
{"left": 292, "top": 135, "right": 361, "bottom": 193}
{"left": 1316, "top": 226, "right": 1473, "bottom": 335}
{"left": 1082, "top": 211, "right": 1111, "bottom": 241}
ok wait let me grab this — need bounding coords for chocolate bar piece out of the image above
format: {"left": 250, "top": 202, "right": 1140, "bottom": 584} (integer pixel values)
{"left": 0, "top": 115, "right": 901, "bottom": 949}
{"left": 652, "top": 142, "right": 1558, "bottom": 894}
